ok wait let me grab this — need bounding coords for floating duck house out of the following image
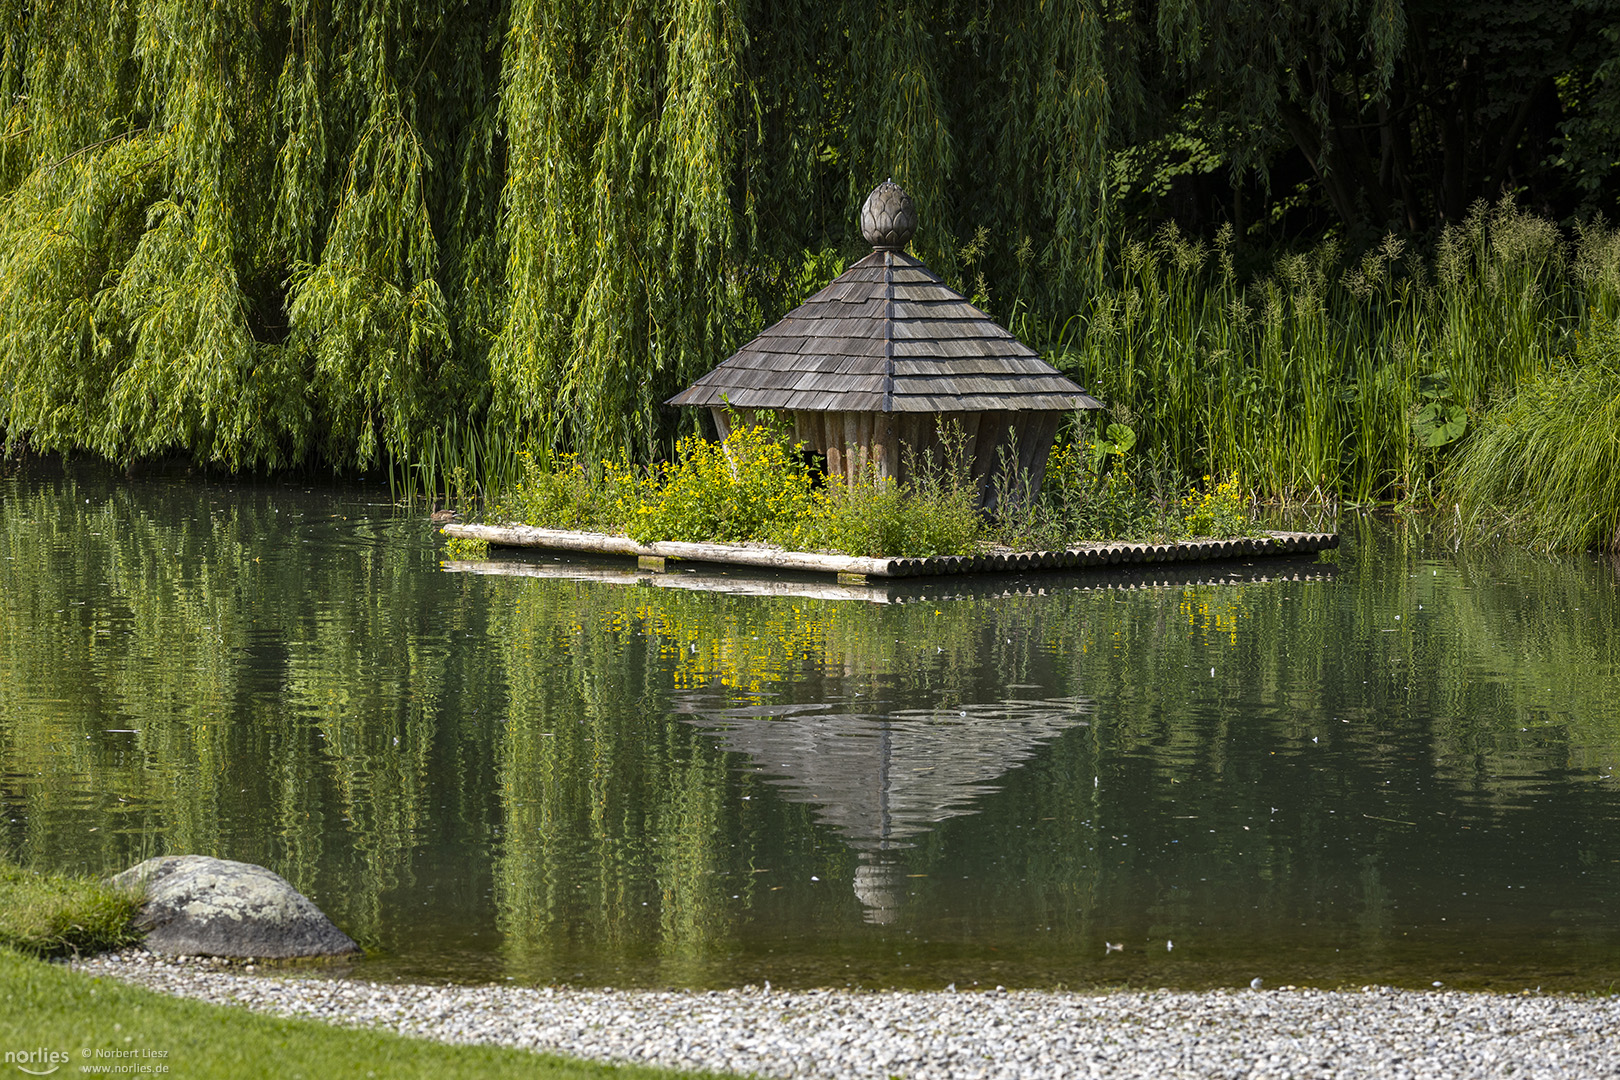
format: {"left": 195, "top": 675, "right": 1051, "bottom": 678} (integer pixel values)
{"left": 666, "top": 181, "right": 1103, "bottom": 508}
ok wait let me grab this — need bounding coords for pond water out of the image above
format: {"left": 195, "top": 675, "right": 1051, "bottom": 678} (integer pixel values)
{"left": 3, "top": 462, "right": 1619, "bottom": 992}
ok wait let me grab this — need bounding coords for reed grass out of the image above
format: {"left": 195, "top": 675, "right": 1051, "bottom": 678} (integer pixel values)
{"left": 388, "top": 414, "right": 531, "bottom": 510}
{"left": 1018, "top": 200, "right": 1620, "bottom": 506}
{"left": 1446, "top": 317, "right": 1620, "bottom": 553}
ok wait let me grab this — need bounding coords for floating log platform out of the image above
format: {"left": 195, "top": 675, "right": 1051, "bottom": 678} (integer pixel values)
{"left": 441, "top": 554, "right": 1335, "bottom": 604}
{"left": 441, "top": 523, "right": 1337, "bottom": 582}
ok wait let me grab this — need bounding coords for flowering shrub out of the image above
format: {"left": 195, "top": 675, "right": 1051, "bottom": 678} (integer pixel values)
{"left": 628, "top": 424, "right": 824, "bottom": 545}
{"left": 504, "top": 416, "right": 1256, "bottom": 555}
{"left": 1181, "top": 475, "right": 1250, "bottom": 538}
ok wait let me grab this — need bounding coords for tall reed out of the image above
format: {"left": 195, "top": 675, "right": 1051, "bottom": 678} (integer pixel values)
{"left": 387, "top": 415, "right": 530, "bottom": 509}
{"left": 1446, "top": 317, "right": 1620, "bottom": 552}
{"left": 1023, "top": 200, "right": 1620, "bottom": 505}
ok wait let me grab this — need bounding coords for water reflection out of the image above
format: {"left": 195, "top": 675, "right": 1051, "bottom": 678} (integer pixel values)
{"left": 676, "top": 698, "right": 1093, "bottom": 922}
{"left": 3, "top": 463, "right": 1620, "bottom": 990}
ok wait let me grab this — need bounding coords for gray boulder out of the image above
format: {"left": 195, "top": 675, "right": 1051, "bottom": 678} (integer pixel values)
{"left": 111, "top": 855, "right": 360, "bottom": 959}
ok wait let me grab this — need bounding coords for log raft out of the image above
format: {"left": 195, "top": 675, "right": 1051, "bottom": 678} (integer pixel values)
{"left": 441, "top": 523, "right": 1339, "bottom": 581}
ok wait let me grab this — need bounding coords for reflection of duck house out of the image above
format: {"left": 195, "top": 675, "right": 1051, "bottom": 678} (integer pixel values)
{"left": 667, "top": 181, "right": 1102, "bottom": 509}
{"left": 683, "top": 699, "right": 1092, "bottom": 922}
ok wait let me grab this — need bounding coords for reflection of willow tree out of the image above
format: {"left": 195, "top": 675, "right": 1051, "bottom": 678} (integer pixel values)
{"left": 0, "top": 474, "right": 490, "bottom": 946}
{"left": 945, "top": 528, "right": 1620, "bottom": 961}
{"left": 1368, "top": 519, "right": 1620, "bottom": 777}
{"left": 491, "top": 581, "right": 1087, "bottom": 953}
{"left": 492, "top": 582, "right": 739, "bottom": 981}
{"left": 1008, "top": 572, "right": 1378, "bottom": 945}
{"left": 480, "top": 564, "right": 1620, "bottom": 976}
{"left": 10, "top": 480, "right": 1620, "bottom": 982}
{"left": 0, "top": 477, "right": 242, "bottom": 868}
{"left": 276, "top": 527, "right": 465, "bottom": 943}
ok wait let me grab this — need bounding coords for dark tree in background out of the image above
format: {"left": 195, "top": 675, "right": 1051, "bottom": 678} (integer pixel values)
{"left": 1127, "top": 0, "right": 1620, "bottom": 238}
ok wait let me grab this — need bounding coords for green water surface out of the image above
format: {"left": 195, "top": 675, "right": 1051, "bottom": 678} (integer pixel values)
{"left": 2, "top": 462, "right": 1618, "bottom": 992}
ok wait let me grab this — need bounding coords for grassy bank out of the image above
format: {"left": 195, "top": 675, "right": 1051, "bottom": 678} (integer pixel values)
{"left": 0, "top": 949, "right": 724, "bottom": 1080}
{"left": 0, "top": 856, "right": 720, "bottom": 1079}
{"left": 0, "top": 859, "right": 141, "bottom": 958}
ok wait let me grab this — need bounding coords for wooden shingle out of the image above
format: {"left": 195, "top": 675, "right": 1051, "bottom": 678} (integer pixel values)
{"left": 667, "top": 249, "right": 1101, "bottom": 414}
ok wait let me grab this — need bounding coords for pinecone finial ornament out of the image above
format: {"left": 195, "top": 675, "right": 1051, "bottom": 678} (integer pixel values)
{"left": 860, "top": 179, "right": 917, "bottom": 251}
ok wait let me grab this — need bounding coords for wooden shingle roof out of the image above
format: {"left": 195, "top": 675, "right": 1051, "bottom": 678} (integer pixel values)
{"left": 666, "top": 249, "right": 1102, "bottom": 414}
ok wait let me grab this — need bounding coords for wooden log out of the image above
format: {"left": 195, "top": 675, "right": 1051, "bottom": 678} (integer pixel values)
{"left": 443, "top": 523, "right": 1342, "bottom": 583}
{"left": 444, "top": 560, "right": 899, "bottom": 603}
{"left": 443, "top": 523, "right": 906, "bottom": 578}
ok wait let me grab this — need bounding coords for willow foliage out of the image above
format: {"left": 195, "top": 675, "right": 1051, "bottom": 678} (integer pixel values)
{"left": 495, "top": 0, "right": 1150, "bottom": 463}
{"left": 0, "top": 0, "right": 1158, "bottom": 471}
{"left": 1, "top": 0, "right": 503, "bottom": 470}
{"left": 9, "top": 0, "right": 1596, "bottom": 475}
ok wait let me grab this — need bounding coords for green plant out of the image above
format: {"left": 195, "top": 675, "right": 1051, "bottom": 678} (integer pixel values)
{"left": 629, "top": 424, "right": 823, "bottom": 545}
{"left": 0, "top": 857, "right": 141, "bottom": 958}
{"left": 502, "top": 411, "right": 1261, "bottom": 555}
{"left": 794, "top": 471, "right": 983, "bottom": 558}
{"left": 389, "top": 416, "right": 532, "bottom": 511}
{"left": 500, "top": 452, "right": 639, "bottom": 535}
{"left": 1043, "top": 203, "right": 1618, "bottom": 505}
{"left": 1181, "top": 475, "right": 1250, "bottom": 538}
{"left": 1446, "top": 317, "right": 1620, "bottom": 552}
{"left": 1016, "top": 422, "right": 1164, "bottom": 544}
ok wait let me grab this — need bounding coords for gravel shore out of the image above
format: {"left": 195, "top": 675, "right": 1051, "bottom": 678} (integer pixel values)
{"left": 71, "top": 951, "right": 1620, "bottom": 1079}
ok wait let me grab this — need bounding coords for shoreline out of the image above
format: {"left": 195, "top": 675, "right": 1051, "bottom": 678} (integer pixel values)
{"left": 70, "top": 951, "right": 1620, "bottom": 1079}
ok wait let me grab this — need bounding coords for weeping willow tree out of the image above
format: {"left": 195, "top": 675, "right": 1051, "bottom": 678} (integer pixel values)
{"left": 0, "top": 0, "right": 1151, "bottom": 471}
{"left": 0, "top": 0, "right": 504, "bottom": 471}
{"left": 493, "top": 0, "right": 1146, "bottom": 462}
{"left": 7, "top": 1, "right": 1604, "bottom": 474}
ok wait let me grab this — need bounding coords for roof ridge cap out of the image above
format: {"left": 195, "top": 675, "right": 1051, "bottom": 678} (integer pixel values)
{"left": 883, "top": 252, "right": 896, "bottom": 411}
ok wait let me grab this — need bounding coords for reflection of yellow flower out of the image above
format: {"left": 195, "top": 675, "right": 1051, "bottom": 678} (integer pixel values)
{"left": 1179, "top": 585, "right": 1251, "bottom": 644}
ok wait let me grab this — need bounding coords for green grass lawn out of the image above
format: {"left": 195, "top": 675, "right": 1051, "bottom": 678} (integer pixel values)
{"left": 0, "top": 858, "right": 729, "bottom": 1079}
{"left": 0, "top": 948, "right": 733, "bottom": 1080}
